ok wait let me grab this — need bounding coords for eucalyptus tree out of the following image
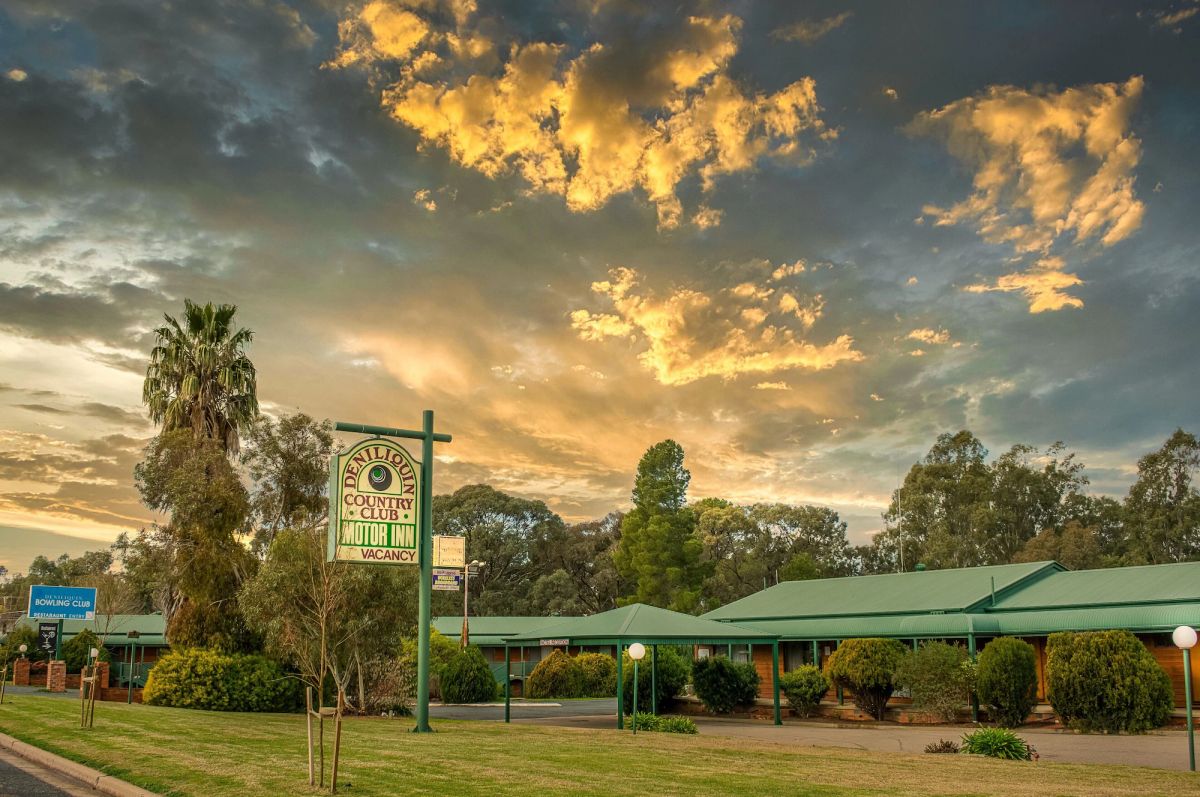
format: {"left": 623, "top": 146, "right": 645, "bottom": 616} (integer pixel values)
{"left": 143, "top": 300, "right": 259, "bottom": 454}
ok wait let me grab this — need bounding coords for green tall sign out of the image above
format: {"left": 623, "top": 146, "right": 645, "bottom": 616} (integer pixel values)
{"left": 328, "top": 412, "right": 451, "bottom": 734}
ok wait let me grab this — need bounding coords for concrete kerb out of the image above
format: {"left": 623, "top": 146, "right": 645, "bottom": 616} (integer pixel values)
{"left": 0, "top": 731, "right": 158, "bottom": 797}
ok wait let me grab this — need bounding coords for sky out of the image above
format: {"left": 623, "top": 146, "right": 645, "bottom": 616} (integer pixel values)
{"left": 1, "top": 0, "right": 1198, "bottom": 573}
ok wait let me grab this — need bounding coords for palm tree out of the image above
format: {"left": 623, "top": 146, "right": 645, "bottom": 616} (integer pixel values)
{"left": 143, "top": 300, "right": 259, "bottom": 452}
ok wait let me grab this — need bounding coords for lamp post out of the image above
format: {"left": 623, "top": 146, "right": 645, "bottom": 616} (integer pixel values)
{"left": 629, "top": 643, "right": 646, "bottom": 734}
{"left": 1174, "top": 625, "right": 1197, "bottom": 772}
{"left": 461, "top": 560, "right": 486, "bottom": 649}
{"left": 18, "top": 644, "right": 27, "bottom": 658}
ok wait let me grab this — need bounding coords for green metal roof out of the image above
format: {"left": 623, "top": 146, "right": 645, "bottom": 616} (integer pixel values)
{"left": 989, "top": 561, "right": 1200, "bottom": 611}
{"left": 502, "top": 603, "right": 776, "bottom": 645}
{"left": 703, "top": 561, "right": 1061, "bottom": 622}
{"left": 432, "top": 616, "right": 560, "bottom": 646}
{"left": 16, "top": 614, "right": 167, "bottom": 647}
{"left": 729, "top": 613, "right": 998, "bottom": 640}
{"left": 986, "top": 605, "right": 1200, "bottom": 636}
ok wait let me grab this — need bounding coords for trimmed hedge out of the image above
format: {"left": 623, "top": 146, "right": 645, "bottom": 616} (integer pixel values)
{"left": 823, "top": 638, "right": 907, "bottom": 720}
{"left": 895, "top": 641, "right": 970, "bottom": 723}
{"left": 1046, "top": 630, "right": 1173, "bottom": 733}
{"left": 976, "top": 637, "right": 1038, "bottom": 728}
{"left": 142, "top": 648, "right": 300, "bottom": 711}
{"left": 576, "top": 652, "right": 617, "bottom": 697}
{"left": 779, "top": 665, "right": 828, "bottom": 718}
{"left": 526, "top": 650, "right": 584, "bottom": 699}
{"left": 692, "top": 655, "right": 759, "bottom": 714}
{"left": 621, "top": 647, "right": 689, "bottom": 711}
{"left": 440, "top": 645, "right": 497, "bottom": 704}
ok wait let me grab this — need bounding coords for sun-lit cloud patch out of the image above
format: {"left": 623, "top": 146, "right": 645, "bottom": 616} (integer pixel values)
{"left": 771, "top": 12, "right": 853, "bottom": 44}
{"left": 1140, "top": 3, "right": 1199, "bottom": 32}
{"left": 753, "top": 381, "right": 790, "bottom": 391}
{"left": 412, "top": 188, "right": 437, "bottom": 211}
{"left": 329, "top": 3, "right": 832, "bottom": 229}
{"left": 5, "top": 68, "right": 27, "bottom": 82}
{"left": 964, "top": 256, "right": 1085, "bottom": 313}
{"left": 911, "top": 77, "right": 1145, "bottom": 311}
{"left": 570, "top": 265, "right": 862, "bottom": 386}
{"left": 883, "top": 87, "right": 899, "bottom": 100}
{"left": 906, "top": 327, "right": 950, "bottom": 345}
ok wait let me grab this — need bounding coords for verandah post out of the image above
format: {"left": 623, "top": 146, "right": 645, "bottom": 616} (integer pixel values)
{"left": 616, "top": 643, "right": 624, "bottom": 729}
{"left": 772, "top": 641, "right": 782, "bottom": 726}
{"left": 651, "top": 645, "right": 658, "bottom": 715}
{"left": 504, "top": 645, "right": 511, "bottom": 723}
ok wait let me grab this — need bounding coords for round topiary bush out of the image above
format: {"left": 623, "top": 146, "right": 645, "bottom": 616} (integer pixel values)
{"left": 823, "top": 638, "right": 907, "bottom": 720}
{"left": 526, "top": 649, "right": 584, "bottom": 699}
{"left": 1046, "top": 630, "right": 1173, "bottom": 733}
{"left": 779, "top": 665, "right": 828, "bottom": 718}
{"left": 976, "top": 637, "right": 1038, "bottom": 728}
{"left": 621, "top": 646, "right": 690, "bottom": 712}
{"left": 440, "top": 645, "right": 497, "bottom": 704}
{"left": 142, "top": 648, "right": 300, "bottom": 711}
{"left": 576, "top": 652, "right": 617, "bottom": 697}
{"left": 691, "top": 655, "right": 759, "bottom": 714}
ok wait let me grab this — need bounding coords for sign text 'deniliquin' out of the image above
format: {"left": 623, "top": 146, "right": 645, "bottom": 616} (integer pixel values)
{"left": 330, "top": 438, "right": 422, "bottom": 564}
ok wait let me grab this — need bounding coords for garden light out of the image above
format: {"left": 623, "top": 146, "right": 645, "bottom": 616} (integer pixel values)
{"left": 1174, "top": 625, "right": 1196, "bottom": 771}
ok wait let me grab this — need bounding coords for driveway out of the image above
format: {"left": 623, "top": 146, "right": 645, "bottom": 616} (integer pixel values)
{"left": 439, "top": 701, "right": 1199, "bottom": 771}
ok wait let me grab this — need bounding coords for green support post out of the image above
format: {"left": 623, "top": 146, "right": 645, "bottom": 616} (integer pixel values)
{"left": 616, "top": 644, "right": 624, "bottom": 730}
{"left": 126, "top": 641, "right": 136, "bottom": 704}
{"left": 1184, "top": 647, "right": 1194, "bottom": 772}
{"left": 772, "top": 641, "right": 782, "bottom": 726}
{"left": 727, "top": 643, "right": 733, "bottom": 659}
{"left": 412, "top": 410, "right": 436, "bottom": 734}
{"left": 651, "top": 645, "right": 658, "bottom": 715}
{"left": 811, "top": 640, "right": 818, "bottom": 667}
{"left": 504, "top": 645, "right": 511, "bottom": 724}
{"left": 968, "top": 631, "right": 979, "bottom": 723}
{"left": 54, "top": 619, "right": 62, "bottom": 661}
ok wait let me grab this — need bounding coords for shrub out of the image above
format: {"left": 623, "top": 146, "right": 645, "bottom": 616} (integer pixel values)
{"left": 976, "top": 637, "right": 1038, "bottom": 728}
{"left": 630, "top": 712, "right": 698, "bottom": 734}
{"left": 576, "top": 652, "right": 617, "bottom": 697}
{"left": 400, "top": 628, "right": 459, "bottom": 700}
{"left": 960, "top": 727, "right": 1032, "bottom": 760}
{"left": 0, "top": 625, "right": 44, "bottom": 665}
{"left": 61, "top": 629, "right": 112, "bottom": 673}
{"left": 823, "top": 638, "right": 907, "bottom": 720}
{"left": 924, "top": 739, "right": 960, "bottom": 754}
{"left": 143, "top": 648, "right": 300, "bottom": 711}
{"left": 621, "top": 646, "right": 690, "bottom": 712}
{"left": 895, "top": 641, "right": 970, "bottom": 723}
{"left": 440, "top": 645, "right": 496, "bottom": 704}
{"left": 1046, "top": 630, "right": 1173, "bottom": 733}
{"left": 526, "top": 650, "right": 584, "bottom": 699}
{"left": 692, "top": 655, "right": 759, "bottom": 714}
{"left": 779, "top": 665, "right": 828, "bottom": 718}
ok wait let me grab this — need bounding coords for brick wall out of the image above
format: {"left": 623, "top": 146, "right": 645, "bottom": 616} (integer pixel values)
{"left": 13, "top": 658, "right": 30, "bottom": 686}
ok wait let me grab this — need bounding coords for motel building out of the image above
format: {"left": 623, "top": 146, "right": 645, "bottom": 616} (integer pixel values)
{"left": 441, "top": 559, "right": 1200, "bottom": 721}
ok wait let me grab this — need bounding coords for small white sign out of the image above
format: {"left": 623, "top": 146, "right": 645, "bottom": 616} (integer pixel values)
{"left": 433, "top": 535, "right": 466, "bottom": 568}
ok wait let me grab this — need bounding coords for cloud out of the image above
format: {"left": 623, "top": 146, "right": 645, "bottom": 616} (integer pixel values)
{"left": 906, "top": 327, "right": 950, "bottom": 345}
{"left": 413, "top": 188, "right": 438, "bottom": 211}
{"left": 6, "top": 69, "right": 27, "bottom": 82}
{"left": 691, "top": 205, "right": 723, "bottom": 229}
{"left": 911, "top": 77, "right": 1145, "bottom": 311}
{"left": 771, "top": 12, "right": 853, "bottom": 44}
{"left": 964, "top": 256, "right": 1085, "bottom": 313}
{"left": 753, "top": 381, "right": 790, "bottom": 390}
{"left": 330, "top": 4, "right": 832, "bottom": 229}
{"left": 883, "top": 87, "right": 898, "bottom": 100}
{"left": 570, "top": 265, "right": 862, "bottom": 386}
{"left": 1141, "top": 3, "right": 1199, "bottom": 31}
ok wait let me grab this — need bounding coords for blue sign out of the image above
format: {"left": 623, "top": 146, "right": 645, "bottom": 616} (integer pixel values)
{"left": 28, "top": 585, "right": 98, "bottom": 620}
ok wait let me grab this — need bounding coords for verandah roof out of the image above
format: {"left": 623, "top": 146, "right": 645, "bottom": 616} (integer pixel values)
{"left": 501, "top": 602, "right": 776, "bottom": 646}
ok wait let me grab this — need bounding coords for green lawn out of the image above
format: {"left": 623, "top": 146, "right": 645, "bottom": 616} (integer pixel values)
{"left": 0, "top": 695, "right": 1196, "bottom": 796}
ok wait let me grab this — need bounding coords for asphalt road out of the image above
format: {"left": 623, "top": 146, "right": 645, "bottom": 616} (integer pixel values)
{"left": 0, "top": 746, "right": 93, "bottom": 797}
{"left": 431, "top": 697, "right": 617, "bottom": 721}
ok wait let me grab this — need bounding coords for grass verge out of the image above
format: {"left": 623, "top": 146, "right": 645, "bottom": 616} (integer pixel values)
{"left": 0, "top": 694, "right": 1196, "bottom": 796}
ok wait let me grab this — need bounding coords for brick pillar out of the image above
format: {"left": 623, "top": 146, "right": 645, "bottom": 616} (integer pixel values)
{"left": 13, "top": 658, "right": 30, "bottom": 686}
{"left": 47, "top": 661, "right": 67, "bottom": 693}
{"left": 95, "top": 661, "right": 110, "bottom": 689}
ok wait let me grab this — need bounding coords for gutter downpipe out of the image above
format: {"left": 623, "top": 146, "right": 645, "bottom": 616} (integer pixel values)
{"left": 967, "top": 616, "right": 979, "bottom": 723}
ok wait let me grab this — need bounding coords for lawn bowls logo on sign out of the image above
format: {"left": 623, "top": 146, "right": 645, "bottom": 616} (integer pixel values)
{"left": 329, "top": 438, "right": 421, "bottom": 564}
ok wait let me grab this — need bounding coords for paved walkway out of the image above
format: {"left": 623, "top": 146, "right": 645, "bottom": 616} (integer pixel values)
{"left": 514, "top": 713, "right": 1198, "bottom": 771}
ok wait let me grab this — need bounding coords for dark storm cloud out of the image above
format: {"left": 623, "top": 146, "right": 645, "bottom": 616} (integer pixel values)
{"left": 0, "top": 0, "right": 1196, "bottom": 543}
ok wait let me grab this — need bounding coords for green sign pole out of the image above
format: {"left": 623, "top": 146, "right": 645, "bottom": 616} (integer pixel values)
{"left": 413, "top": 410, "right": 436, "bottom": 733}
{"left": 54, "top": 619, "right": 62, "bottom": 661}
{"left": 332, "top": 414, "right": 451, "bottom": 735}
